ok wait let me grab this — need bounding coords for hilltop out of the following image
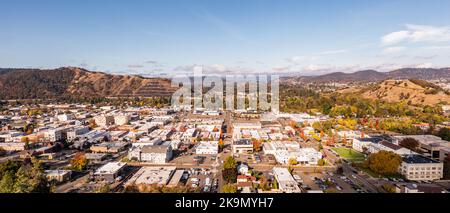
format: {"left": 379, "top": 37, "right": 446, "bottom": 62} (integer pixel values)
{"left": 345, "top": 79, "right": 450, "bottom": 106}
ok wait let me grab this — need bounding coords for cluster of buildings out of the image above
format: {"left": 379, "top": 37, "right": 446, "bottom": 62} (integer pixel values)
{"left": 351, "top": 134, "right": 448, "bottom": 181}
{"left": 263, "top": 141, "right": 322, "bottom": 165}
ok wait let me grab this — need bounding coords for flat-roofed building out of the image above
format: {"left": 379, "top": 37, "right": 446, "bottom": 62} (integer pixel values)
{"left": 352, "top": 136, "right": 385, "bottom": 152}
{"left": 94, "top": 115, "right": 115, "bottom": 127}
{"left": 114, "top": 114, "right": 130, "bottom": 126}
{"left": 94, "top": 162, "right": 127, "bottom": 182}
{"left": 140, "top": 145, "right": 173, "bottom": 164}
{"left": 0, "top": 142, "right": 26, "bottom": 151}
{"left": 125, "top": 166, "right": 176, "bottom": 188}
{"left": 232, "top": 139, "right": 253, "bottom": 154}
{"left": 90, "top": 142, "right": 128, "bottom": 153}
{"left": 66, "top": 126, "right": 90, "bottom": 141}
{"left": 368, "top": 141, "right": 414, "bottom": 155}
{"left": 45, "top": 170, "right": 72, "bottom": 182}
{"left": 394, "top": 135, "right": 450, "bottom": 160}
{"left": 400, "top": 155, "right": 443, "bottom": 181}
{"left": 195, "top": 141, "right": 218, "bottom": 155}
{"left": 85, "top": 153, "right": 108, "bottom": 163}
{"left": 272, "top": 167, "right": 301, "bottom": 193}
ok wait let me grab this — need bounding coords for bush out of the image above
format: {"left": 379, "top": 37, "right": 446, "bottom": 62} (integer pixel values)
{"left": 221, "top": 184, "right": 237, "bottom": 193}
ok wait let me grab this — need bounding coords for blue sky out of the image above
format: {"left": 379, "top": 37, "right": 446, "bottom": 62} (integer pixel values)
{"left": 1, "top": 0, "right": 450, "bottom": 76}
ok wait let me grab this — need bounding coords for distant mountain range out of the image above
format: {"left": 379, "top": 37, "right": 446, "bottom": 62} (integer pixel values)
{"left": 0, "top": 67, "right": 449, "bottom": 100}
{"left": 288, "top": 68, "right": 450, "bottom": 83}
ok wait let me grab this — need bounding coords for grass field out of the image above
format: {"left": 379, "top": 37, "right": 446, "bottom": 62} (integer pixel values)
{"left": 331, "top": 147, "right": 366, "bottom": 162}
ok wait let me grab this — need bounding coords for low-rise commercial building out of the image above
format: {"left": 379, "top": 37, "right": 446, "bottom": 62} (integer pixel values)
{"left": 128, "top": 144, "right": 173, "bottom": 163}
{"left": 272, "top": 167, "right": 301, "bottom": 193}
{"left": 368, "top": 141, "right": 414, "bottom": 155}
{"left": 94, "top": 115, "right": 115, "bottom": 127}
{"left": 90, "top": 142, "right": 128, "bottom": 153}
{"left": 0, "top": 142, "right": 26, "bottom": 151}
{"left": 45, "top": 170, "right": 72, "bottom": 182}
{"left": 400, "top": 155, "right": 443, "bottom": 181}
{"left": 263, "top": 142, "right": 322, "bottom": 165}
{"left": 125, "top": 166, "right": 176, "bottom": 187}
{"left": 94, "top": 162, "right": 127, "bottom": 182}
{"left": 232, "top": 139, "right": 253, "bottom": 154}
{"left": 394, "top": 135, "right": 450, "bottom": 160}
{"left": 195, "top": 141, "right": 218, "bottom": 155}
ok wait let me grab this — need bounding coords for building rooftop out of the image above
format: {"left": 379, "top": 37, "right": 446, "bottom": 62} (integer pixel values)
{"left": 94, "top": 162, "right": 126, "bottom": 175}
{"left": 380, "top": 141, "right": 403, "bottom": 150}
{"left": 141, "top": 145, "right": 171, "bottom": 153}
{"left": 234, "top": 139, "right": 252, "bottom": 145}
{"left": 358, "top": 136, "right": 386, "bottom": 144}
{"left": 126, "top": 166, "right": 176, "bottom": 186}
{"left": 403, "top": 155, "right": 439, "bottom": 164}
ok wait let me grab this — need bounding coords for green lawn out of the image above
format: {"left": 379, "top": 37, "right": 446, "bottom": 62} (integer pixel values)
{"left": 331, "top": 148, "right": 366, "bottom": 162}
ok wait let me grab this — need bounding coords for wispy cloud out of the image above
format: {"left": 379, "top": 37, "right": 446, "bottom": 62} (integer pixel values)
{"left": 317, "top": 49, "right": 348, "bottom": 55}
{"left": 128, "top": 64, "right": 144, "bottom": 69}
{"left": 382, "top": 24, "right": 450, "bottom": 46}
{"left": 381, "top": 46, "right": 406, "bottom": 54}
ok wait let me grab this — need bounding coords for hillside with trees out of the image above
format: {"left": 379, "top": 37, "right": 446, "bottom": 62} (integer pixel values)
{"left": 0, "top": 67, "right": 177, "bottom": 100}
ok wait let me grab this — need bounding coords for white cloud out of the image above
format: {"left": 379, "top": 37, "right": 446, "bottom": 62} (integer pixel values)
{"left": 381, "top": 31, "right": 411, "bottom": 46}
{"left": 382, "top": 24, "right": 450, "bottom": 46}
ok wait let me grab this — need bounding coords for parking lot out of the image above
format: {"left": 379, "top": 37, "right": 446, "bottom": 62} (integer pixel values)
{"left": 183, "top": 167, "right": 219, "bottom": 193}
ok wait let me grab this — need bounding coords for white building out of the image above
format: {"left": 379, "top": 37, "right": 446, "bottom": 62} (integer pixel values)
{"left": 232, "top": 139, "right": 254, "bottom": 154}
{"left": 367, "top": 141, "right": 414, "bottom": 156}
{"left": 43, "top": 127, "right": 69, "bottom": 142}
{"left": 400, "top": 155, "right": 443, "bottom": 181}
{"left": 94, "top": 162, "right": 127, "bottom": 182}
{"left": 125, "top": 166, "right": 176, "bottom": 187}
{"left": 272, "top": 167, "right": 301, "bottom": 193}
{"left": 196, "top": 141, "right": 219, "bottom": 155}
{"left": 263, "top": 142, "right": 322, "bottom": 165}
{"left": 66, "top": 126, "right": 90, "bottom": 141}
{"left": 114, "top": 114, "right": 130, "bottom": 126}
{"left": 0, "top": 131, "right": 24, "bottom": 142}
{"left": 57, "top": 114, "right": 75, "bottom": 122}
{"left": 94, "top": 115, "right": 115, "bottom": 127}
{"left": 129, "top": 144, "right": 173, "bottom": 164}
{"left": 352, "top": 136, "right": 385, "bottom": 152}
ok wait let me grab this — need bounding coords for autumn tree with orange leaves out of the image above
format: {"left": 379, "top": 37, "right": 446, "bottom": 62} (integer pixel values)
{"left": 70, "top": 153, "right": 88, "bottom": 171}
